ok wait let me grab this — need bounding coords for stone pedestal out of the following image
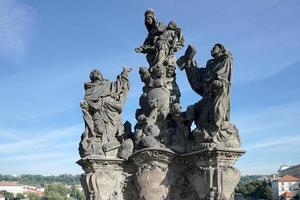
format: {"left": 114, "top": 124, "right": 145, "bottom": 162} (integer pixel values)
{"left": 129, "top": 147, "right": 245, "bottom": 200}
{"left": 130, "top": 148, "right": 177, "bottom": 200}
{"left": 76, "top": 156, "right": 137, "bottom": 200}
{"left": 77, "top": 148, "right": 244, "bottom": 200}
{"left": 182, "top": 148, "right": 245, "bottom": 200}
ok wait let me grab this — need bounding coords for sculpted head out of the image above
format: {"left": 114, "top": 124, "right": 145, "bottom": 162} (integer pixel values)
{"left": 167, "top": 21, "right": 177, "bottom": 30}
{"left": 89, "top": 69, "right": 103, "bottom": 82}
{"left": 144, "top": 9, "right": 155, "bottom": 27}
{"left": 211, "top": 43, "right": 225, "bottom": 58}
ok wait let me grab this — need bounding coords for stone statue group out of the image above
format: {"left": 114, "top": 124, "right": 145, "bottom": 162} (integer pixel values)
{"left": 77, "top": 9, "right": 244, "bottom": 200}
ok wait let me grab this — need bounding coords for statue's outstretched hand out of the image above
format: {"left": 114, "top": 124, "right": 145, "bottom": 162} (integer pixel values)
{"left": 80, "top": 100, "right": 88, "bottom": 109}
{"left": 121, "top": 67, "right": 132, "bottom": 76}
{"left": 135, "top": 45, "right": 153, "bottom": 54}
{"left": 135, "top": 47, "right": 144, "bottom": 53}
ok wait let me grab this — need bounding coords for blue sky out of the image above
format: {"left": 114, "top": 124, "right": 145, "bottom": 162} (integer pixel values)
{"left": 0, "top": 0, "right": 299, "bottom": 175}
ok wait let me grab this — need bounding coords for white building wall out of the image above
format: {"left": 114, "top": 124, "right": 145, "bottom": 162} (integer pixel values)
{"left": 272, "top": 180, "right": 299, "bottom": 200}
{"left": 0, "top": 185, "right": 24, "bottom": 195}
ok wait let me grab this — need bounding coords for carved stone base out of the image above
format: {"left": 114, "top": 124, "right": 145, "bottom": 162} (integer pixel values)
{"left": 129, "top": 147, "right": 245, "bottom": 200}
{"left": 182, "top": 148, "right": 245, "bottom": 200}
{"left": 130, "top": 148, "right": 176, "bottom": 200}
{"left": 76, "top": 156, "right": 137, "bottom": 200}
{"left": 77, "top": 148, "right": 244, "bottom": 200}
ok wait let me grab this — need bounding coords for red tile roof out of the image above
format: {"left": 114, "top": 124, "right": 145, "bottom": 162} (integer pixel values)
{"left": 0, "top": 182, "right": 19, "bottom": 186}
{"left": 278, "top": 175, "right": 299, "bottom": 182}
{"left": 281, "top": 191, "right": 295, "bottom": 198}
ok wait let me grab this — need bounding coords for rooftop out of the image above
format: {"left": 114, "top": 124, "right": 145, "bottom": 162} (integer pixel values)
{"left": 278, "top": 175, "right": 299, "bottom": 182}
{"left": 0, "top": 182, "right": 19, "bottom": 186}
{"left": 281, "top": 191, "right": 295, "bottom": 198}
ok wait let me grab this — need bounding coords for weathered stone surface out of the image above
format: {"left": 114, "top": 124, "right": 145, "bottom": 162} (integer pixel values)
{"left": 78, "top": 68, "right": 133, "bottom": 159}
{"left": 77, "top": 69, "right": 135, "bottom": 200}
{"left": 77, "top": 157, "right": 137, "bottom": 200}
{"left": 131, "top": 148, "right": 176, "bottom": 200}
{"left": 182, "top": 148, "right": 245, "bottom": 200}
{"left": 177, "top": 44, "right": 241, "bottom": 150}
{"left": 77, "top": 9, "right": 246, "bottom": 200}
{"left": 134, "top": 9, "right": 186, "bottom": 152}
{"left": 77, "top": 146, "right": 244, "bottom": 200}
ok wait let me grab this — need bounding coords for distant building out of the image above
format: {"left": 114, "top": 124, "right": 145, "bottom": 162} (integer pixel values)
{"left": 279, "top": 164, "right": 300, "bottom": 179}
{"left": 280, "top": 191, "right": 295, "bottom": 200}
{"left": 271, "top": 175, "right": 299, "bottom": 200}
{"left": 23, "top": 185, "right": 44, "bottom": 197}
{"left": 0, "top": 182, "right": 44, "bottom": 197}
{"left": 0, "top": 182, "right": 23, "bottom": 195}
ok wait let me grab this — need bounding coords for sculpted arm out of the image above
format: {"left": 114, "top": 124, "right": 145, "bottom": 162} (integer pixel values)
{"left": 135, "top": 36, "right": 155, "bottom": 54}
{"left": 112, "top": 67, "right": 132, "bottom": 101}
{"left": 177, "top": 45, "right": 204, "bottom": 95}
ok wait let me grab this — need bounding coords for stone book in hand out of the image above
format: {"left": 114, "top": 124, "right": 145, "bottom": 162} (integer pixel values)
{"left": 185, "top": 45, "right": 196, "bottom": 61}
{"left": 177, "top": 45, "right": 197, "bottom": 70}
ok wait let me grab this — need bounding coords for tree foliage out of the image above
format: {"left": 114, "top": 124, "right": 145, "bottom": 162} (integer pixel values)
{"left": 15, "top": 193, "right": 25, "bottom": 200}
{"left": 236, "top": 180, "right": 272, "bottom": 200}
{"left": 0, "top": 190, "right": 14, "bottom": 200}
{"left": 70, "top": 184, "right": 85, "bottom": 200}
{"left": 43, "top": 183, "right": 85, "bottom": 200}
{"left": 44, "top": 183, "right": 69, "bottom": 200}
{"left": 27, "top": 192, "right": 40, "bottom": 200}
{"left": 0, "top": 174, "right": 80, "bottom": 187}
{"left": 293, "top": 192, "right": 300, "bottom": 200}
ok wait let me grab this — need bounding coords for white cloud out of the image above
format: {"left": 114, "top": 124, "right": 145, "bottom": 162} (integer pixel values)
{"left": 0, "top": 0, "right": 36, "bottom": 59}
{"left": 232, "top": 102, "right": 300, "bottom": 174}
{"left": 1, "top": 151, "right": 67, "bottom": 162}
{"left": 0, "top": 129, "right": 23, "bottom": 141}
{"left": 237, "top": 163, "right": 279, "bottom": 175}
{"left": 245, "top": 135, "right": 300, "bottom": 150}
{"left": 0, "top": 124, "right": 82, "bottom": 154}
{"left": 233, "top": 101, "right": 300, "bottom": 136}
{"left": 0, "top": 124, "right": 82, "bottom": 175}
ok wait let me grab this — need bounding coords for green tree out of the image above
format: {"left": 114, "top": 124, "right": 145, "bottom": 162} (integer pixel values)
{"left": 44, "top": 183, "right": 68, "bottom": 200}
{"left": 69, "top": 184, "right": 85, "bottom": 200}
{"left": 0, "top": 174, "right": 81, "bottom": 187}
{"left": 44, "top": 191, "right": 64, "bottom": 200}
{"left": 258, "top": 183, "right": 272, "bottom": 200}
{"left": 14, "top": 193, "right": 25, "bottom": 200}
{"left": 0, "top": 190, "right": 14, "bottom": 200}
{"left": 236, "top": 180, "right": 272, "bottom": 199}
{"left": 78, "top": 192, "right": 85, "bottom": 200}
{"left": 293, "top": 192, "right": 300, "bottom": 200}
{"left": 27, "top": 192, "right": 40, "bottom": 200}
{"left": 70, "top": 184, "right": 79, "bottom": 198}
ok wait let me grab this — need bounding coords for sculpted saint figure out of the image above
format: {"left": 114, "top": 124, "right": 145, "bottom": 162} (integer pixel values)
{"left": 135, "top": 9, "right": 184, "bottom": 69}
{"left": 135, "top": 9, "right": 184, "bottom": 111}
{"left": 133, "top": 9, "right": 186, "bottom": 150}
{"left": 79, "top": 68, "right": 132, "bottom": 157}
{"left": 177, "top": 44, "right": 240, "bottom": 148}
